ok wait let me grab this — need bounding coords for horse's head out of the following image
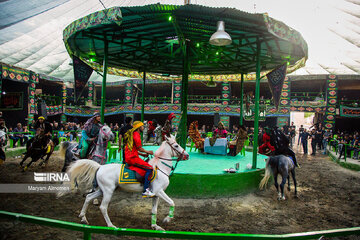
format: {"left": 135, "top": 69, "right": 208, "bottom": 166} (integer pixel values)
{"left": 164, "top": 134, "right": 189, "bottom": 160}
{"left": 100, "top": 125, "right": 115, "bottom": 142}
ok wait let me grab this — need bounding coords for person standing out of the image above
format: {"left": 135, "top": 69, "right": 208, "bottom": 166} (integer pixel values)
{"left": 124, "top": 121, "right": 155, "bottom": 197}
{"left": 118, "top": 116, "right": 133, "bottom": 163}
{"left": 322, "top": 128, "right": 331, "bottom": 154}
{"left": 301, "top": 129, "right": 310, "bottom": 154}
{"left": 311, "top": 129, "right": 317, "bottom": 155}
{"left": 298, "top": 125, "right": 304, "bottom": 145}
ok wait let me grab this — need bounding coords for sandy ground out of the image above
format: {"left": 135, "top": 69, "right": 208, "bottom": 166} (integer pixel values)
{"left": 0, "top": 145, "right": 360, "bottom": 240}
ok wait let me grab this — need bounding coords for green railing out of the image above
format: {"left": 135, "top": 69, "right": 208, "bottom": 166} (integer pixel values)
{"left": 0, "top": 211, "right": 359, "bottom": 240}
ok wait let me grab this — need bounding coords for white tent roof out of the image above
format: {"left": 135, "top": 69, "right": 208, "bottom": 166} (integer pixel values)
{"left": 1, "top": 0, "right": 359, "bottom": 83}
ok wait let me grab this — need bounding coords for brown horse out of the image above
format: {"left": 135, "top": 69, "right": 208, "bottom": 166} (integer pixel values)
{"left": 20, "top": 129, "right": 59, "bottom": 171}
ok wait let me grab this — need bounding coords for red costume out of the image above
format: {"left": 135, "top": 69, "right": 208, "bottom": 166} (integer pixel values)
{"left": 124, "top": 131, "right": 152, "bottom": 176}
{"left": 148, "top": 121, "right": 156, "bottom": 137}
{"left": 259, "top": 132, "right": 275, "bottom": 154}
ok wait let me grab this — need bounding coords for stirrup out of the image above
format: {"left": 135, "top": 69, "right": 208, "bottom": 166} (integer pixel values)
{"left": 142, "top": 188, "right": 155, "bottom": 198}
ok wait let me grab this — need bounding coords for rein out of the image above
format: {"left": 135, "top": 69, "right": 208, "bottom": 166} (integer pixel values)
{"left": 156, "top": 140, "right": 185, "bottom": 177}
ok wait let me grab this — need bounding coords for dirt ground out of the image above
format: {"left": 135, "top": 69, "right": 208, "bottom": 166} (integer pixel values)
{"left": 0, "top": 146, "right": 360, "bottom": 240}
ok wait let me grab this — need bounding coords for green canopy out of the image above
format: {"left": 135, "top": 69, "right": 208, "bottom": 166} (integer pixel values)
{"left": 63, "top": 4, "right": 307, "bottom": 75}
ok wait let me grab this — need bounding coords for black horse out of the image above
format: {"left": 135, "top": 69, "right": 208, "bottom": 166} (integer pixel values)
{"left": 270, "top": 127, "right": 299, "bottom": 167}
{"left": 259, "top": 155, "right": 297, "bottom": 200}
{"left": 20, "top": 131, "right": 59, "bottom": 171}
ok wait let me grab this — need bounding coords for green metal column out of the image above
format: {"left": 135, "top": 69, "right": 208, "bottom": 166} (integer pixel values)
{"left": 180, "top": 41, "right": 190, "bottom": 149}
{"left": 100, "top": 40, "right": 108, "bottom": 124}
{"left": 141, "top": 71, "right": 146, "bottom": 122}
{"left": 252, "top": 40, "right": 261, "bottom": 169}
{"left": 240, "top": 73, "right": 244, "bottom": 126}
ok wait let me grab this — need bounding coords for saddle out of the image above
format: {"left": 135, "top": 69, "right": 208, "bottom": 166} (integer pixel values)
{"left": 119, "top": 164, "right": 157, "bottom": 185}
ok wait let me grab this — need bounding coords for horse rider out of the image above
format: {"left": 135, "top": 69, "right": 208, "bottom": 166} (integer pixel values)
{"left": 146, "top": 119, "right": 158, "bottom": 142}
{"left": 25, "top": 116, "right": 53, "bottom": 155}
{"left": 79, "top": 112, "right": 102, "bottom": 159}
{"left": 161, "top": 113, "right": 175, "bottom": 141}
{"left": 270, "top": 127, "right": 300, "bottom": 168}
{"left": 124, "top": 121, "right": 155, "bottom": 197}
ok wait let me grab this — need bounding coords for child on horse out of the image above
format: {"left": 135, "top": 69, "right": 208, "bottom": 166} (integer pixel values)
{"left": 124, "top": 121, "right": 155, "bottom": 197}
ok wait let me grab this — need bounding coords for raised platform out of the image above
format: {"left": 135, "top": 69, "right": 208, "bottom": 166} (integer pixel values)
{"left": 109, "top": 146, "right": 267, "bottom": 198}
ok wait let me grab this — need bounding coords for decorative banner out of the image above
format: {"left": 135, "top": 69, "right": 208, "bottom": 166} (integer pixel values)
{"left": 87, "top": 81, "right": 94, "bottom": 103}
{"left": 324, "top": 75, "right": 338, "bottom": 129}
{"left": 62, "top": 84, "right": 67, "bottom": 111}
{"left": 266, "top": 64, "right": 287, "bottom": 110}
{"left": 278, "top": 76, "right": 291, "bottom": 116}
{"left": 1, "top": 65, "right": 30, "bottom": 83}
{"left": 221, "top": 82, "right": 230, "bottom": 105}
{"left": 28, "top": 71, "right": 38, "bottom": 126}
{"left": 124, "top": 80, "right": 133, "bottom": 104}
{"left": 173, "top": 80, "right": 181, "bottom": 105}
{"left": 73, "top": 55, "right": 93, "bottom": 102}
{"left": 244, "top": 104, "right": 267, "bottom": 121}
{"left": 340, "top": 105, "right": 360, "bottom": 118}
{"left": 220, "top": 115, "right": 230, "bottom": 128}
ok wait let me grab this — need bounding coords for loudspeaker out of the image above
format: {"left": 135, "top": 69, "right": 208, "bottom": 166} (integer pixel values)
{"left": 214, "top": 113, "right": 220, "bottom": 126}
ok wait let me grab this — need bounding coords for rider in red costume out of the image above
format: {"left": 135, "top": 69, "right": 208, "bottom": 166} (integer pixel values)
{"left": 124, "top": 121, "right": 155, "bottom": 197}
{"left": 259, "top": 127, "right": 275, "bottom": 155}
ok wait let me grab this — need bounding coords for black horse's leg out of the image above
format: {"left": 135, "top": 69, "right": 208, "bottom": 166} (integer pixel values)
{"left": 20, "top": 153, "right": 29, "bottom": 167}
{"left": 287, "top": 175, "right": 291, "bottom": 191}
{"left": 273, "top": 172, "right": 279, "bottom": 197}
{"left": 24, "top": 157, "right": 38, "bottom": 171}
{"left": 291, "top": 169, "right": 297, "bottom": 197}
{"left": 279, "top": 173, "right": 288, "bottom": 200}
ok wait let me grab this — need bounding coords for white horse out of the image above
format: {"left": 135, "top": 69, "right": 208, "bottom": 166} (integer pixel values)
{"left": 59, "top": 134, "right": 189, "bottom": 230}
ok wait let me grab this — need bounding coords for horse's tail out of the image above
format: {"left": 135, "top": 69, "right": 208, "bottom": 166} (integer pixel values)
{"left": 259, "top": 157, "right": 272, "bottom": 190}
{"left": 57, "top": 160, "right": 100, "bottom": 198}
{"left": 59, "top": 141, "right": 71, "bottom": 159}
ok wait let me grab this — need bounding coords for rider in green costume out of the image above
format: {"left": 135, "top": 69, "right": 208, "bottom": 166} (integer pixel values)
{"left": 79, "top": 112, "right": 102, "bottom": 158}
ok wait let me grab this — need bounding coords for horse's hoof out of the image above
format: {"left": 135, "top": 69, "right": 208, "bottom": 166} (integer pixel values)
{"left": 80, "top": 218, "right": 89, "bottom": 225}
{"left": 163, "top": 216, "right": 172, "bottom": 224}
{"left": 152, "top": 225, "right": 165, "bottom": 231}
{"left": 294, "top": 194, "right": 299, "bottom": 199}
{"left": 93, "top": 199, "right": 99, "bottom": 206}
{"left": 108, "top": 225, "right": 117, "bottom": 228}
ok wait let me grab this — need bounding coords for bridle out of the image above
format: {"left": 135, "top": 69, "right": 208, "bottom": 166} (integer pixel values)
{"left": 93, "top": 126, "right": 114, "bottom": 164}
{"left": 156, "top": 139, "right": 186, "bottom": 177}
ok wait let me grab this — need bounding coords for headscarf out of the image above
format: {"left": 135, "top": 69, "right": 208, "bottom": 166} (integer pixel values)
{"left": 83, "top": 112, "right": 100, "bottom": 133}
{"left": 124, "top": 121, "right": 144, "bottom": 151}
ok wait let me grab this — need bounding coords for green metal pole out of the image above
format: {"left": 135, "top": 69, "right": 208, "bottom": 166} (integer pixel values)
{"left": 240, "top": 73, "right": 244, "bottom": 126}
{"left": 84, "top": 231, "right": 91, "bottom": 240}
{"left": 141, "top": 71, "right": 146, "bottom": 122}
{"left": 180, "top": 41, "right": 189, "bottom": 149}
{"left": 100, "top": 40, "right": 108, "bottom": 124}
{"left": 252, "top": 40, "right": 261, "bottom": 169}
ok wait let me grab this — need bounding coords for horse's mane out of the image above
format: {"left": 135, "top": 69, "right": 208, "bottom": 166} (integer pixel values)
{"left": 148, "top": 140, "right": 167, "bottom": 167}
